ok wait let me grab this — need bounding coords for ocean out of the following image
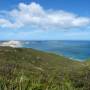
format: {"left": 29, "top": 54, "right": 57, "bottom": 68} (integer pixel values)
{"left": 21, "top": 40, "right": 90, "bottom": 61}
{"left": 0, "top": 40, "right": 90, "bottom": 61}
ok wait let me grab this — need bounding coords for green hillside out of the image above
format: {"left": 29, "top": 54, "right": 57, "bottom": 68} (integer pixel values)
{"left": 0, "top": 46, "right": 90, "bottom": 90}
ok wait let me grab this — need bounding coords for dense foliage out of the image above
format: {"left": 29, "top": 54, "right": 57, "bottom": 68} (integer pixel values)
{"left": 0, "top": 46, "right": 90, "bottom": 90}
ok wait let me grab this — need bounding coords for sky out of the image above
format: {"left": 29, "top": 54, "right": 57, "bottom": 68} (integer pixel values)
{"left": 0, "top": 0, "right": 90, "bottom": 40}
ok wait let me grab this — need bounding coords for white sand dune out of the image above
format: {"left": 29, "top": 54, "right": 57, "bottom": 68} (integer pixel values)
{"left": 0, "top": 40, "right": 22, "bottom": 47}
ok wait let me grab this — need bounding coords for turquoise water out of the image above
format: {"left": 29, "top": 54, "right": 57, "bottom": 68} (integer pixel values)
{"left": 0, "top": 40, "right": 90, "bottom": 61}
{"left": 22, "top": 40, "right": 90, "bottom": 61}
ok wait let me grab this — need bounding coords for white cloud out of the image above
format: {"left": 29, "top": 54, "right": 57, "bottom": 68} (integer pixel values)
{"left": 0, "top": 2, "right": 90, "bottom": 29}
{"left": 0, "top": 19, "right": 11, "bottom": 27}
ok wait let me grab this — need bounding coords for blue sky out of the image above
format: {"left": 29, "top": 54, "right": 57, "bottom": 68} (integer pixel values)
{"left": 0, "top": 0, "right": 90, "bottom": 40}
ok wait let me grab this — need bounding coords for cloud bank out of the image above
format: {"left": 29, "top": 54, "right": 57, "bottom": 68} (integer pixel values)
{"left": 0, "top": 2, "right": 90, "bottom": 29}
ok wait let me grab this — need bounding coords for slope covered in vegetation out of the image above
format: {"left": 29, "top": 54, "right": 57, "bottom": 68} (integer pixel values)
{"left": 0, "top": 46, "right": 90, "bottom": 90}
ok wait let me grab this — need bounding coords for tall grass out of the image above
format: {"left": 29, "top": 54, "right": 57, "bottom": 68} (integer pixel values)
{"left": 0, "top": 47, "right": 90, "bottom": 90}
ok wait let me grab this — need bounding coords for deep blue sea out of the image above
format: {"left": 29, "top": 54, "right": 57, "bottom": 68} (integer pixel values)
{"left": 0, "top": 40, "right": 90, "bottom": 61}
{"left": 21, "top": 40, "right": 90, "bottom": 61}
